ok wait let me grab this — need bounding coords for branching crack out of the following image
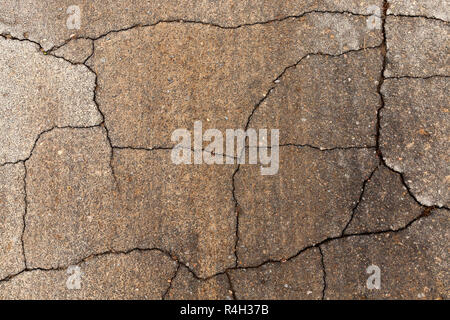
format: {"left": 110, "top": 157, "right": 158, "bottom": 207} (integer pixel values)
{"left": 341, "top": 166, "right": 379, "bottom": 235}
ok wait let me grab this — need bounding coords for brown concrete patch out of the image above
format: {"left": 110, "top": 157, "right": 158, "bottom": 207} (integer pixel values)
{"left": 112, "top": 149, "right": 237, "bottom": 278}
{"left": 23, "top": 127, "right": 116, "bottom": 269}
{"left": 87, "top": 14, "right": 381, "bottom": 150}
{"left": 249, "top": 48, "right": 382, "bottom": 148}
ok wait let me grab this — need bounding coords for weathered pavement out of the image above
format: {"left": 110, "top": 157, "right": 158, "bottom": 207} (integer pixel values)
{"left": 0, "top": 1, "right": 448, "bottom": 300}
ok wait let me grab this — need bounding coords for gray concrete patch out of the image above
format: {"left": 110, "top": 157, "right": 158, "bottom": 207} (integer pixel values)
{"left": 0, "top": 38, "right": 101, "bottom": 165}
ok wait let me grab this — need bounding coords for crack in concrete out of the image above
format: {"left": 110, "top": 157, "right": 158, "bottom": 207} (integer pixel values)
{"left": 162, "top": 263, "right": 181, "bottom": 300}
{"left": 1, "top": 3, "right": 446, "bottom": 298}
{"left": 20, "top": 161, "right": 28, "bottom": 269}
{"left": 387, "top": 13, "right": 449, "bottom": 24}
{"left": 318, "top": 246, "right": 327, "bottom": 300}
{"left": 49, "top": 10, "right": 376, "bottom": 52}
{"left": 112, "top": 145, "right": 240, "bottom": 161}
{"left": 376, "top": 2, "right": 448, "bottom": 210}
{"left": 225, "top": 271, "right": 237, "bottom": 300}
{"left": 280, "top": 144, "right": 377, "bottom": 151}
{"left": 341, "top": 166, "right": 379, "bottom": 235}
{"left": 82, "top": 41, "right": 119, "bottom": 187}
{"left": 385, "top": 75, "right": 450, "bottom": 79}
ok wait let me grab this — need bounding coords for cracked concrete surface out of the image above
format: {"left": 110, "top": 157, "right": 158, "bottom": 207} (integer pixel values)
{"left": 1, "top": 0, "right": 383, "bottom": 50}
{"left": 235, "top": 147, "right": 378, "bottom": 266}
{"left": 0, "top": 1, "right": 448, "bottom": 300}
{"left": 248, "top": 48, "right": 383, "bottom": 148}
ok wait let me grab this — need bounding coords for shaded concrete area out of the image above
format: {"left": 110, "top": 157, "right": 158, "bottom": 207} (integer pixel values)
{"left": 323, "top": 209, "right": 449, "bottom": 299}
{"left": 0, "top": 1, "right": 448, "bottom": 299}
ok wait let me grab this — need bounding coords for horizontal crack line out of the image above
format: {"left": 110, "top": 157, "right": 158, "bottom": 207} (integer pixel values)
{"left": 384, "top": 75, "right": 450, "bottom": 80}
{"left": 51, "top": 10, "right": 375, "bottom": 51}
{"left": 1, "top": 205, "right": 440, "bottom": 284}
{"left": 386, "top": 13, "right": 449, "bottom": 23}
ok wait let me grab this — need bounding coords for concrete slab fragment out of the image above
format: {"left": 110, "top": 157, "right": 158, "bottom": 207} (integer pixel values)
{"left": 0, "top": 38, "right": 101, "bottom": 165}
{"left": 380, "top": 78, "right": 449, "bottom": 207}
{"left": 249, "top": 48, "right": 382, "bottom": 148}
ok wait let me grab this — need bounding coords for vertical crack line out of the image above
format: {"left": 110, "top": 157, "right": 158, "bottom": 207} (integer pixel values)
{"left": 375, "top": 0, "right": 388, "bottom": 161}
{"left": 225, "top": 271, "right": 237, "bottom": 300}
{"left": 233, "top": 58, "right": 293, "bottom": 268}
{"left": 20, "top": 161, "right": 28, "bottom": 269}
{"left": 231, "top": 164, "right": 241, "bottom": 267}
{"left": 162, "top": 263, "right": 180, "bottom": 300}
{"left": 83, "top": 40, "right": 95, "bottom": 65}
{"left": 341, "top": 166, "right": 378, "bottom": 235}
{"left": 318, "top": 246, "right": 327, "bottom": 300}
{"left": 82, "top": 41, "right": 118, "bottom": 187}
{"left": 375, "top": 1, "right": 437, "bottom": 210}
